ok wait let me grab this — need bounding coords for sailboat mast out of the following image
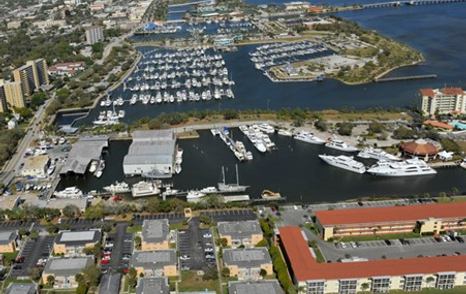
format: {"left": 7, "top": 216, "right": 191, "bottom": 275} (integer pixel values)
{"left": 235, "top": 164, "right": 239, "bottom": 185}
{"left": 222, "top": 166, "right": 226, "bottom": 184}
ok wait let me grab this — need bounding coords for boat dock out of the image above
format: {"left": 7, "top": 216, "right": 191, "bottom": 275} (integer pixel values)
{"left": 213, "top": 128, "right": 252, "bottom": 161}
{"left": 221, "top": 195, "right": 251, "bottom": 202}
{"left": 429, "top": 161, "right": 461, "bottom": 169}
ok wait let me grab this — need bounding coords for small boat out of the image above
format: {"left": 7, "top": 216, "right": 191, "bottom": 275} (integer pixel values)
{"left": 94, "top": 160, "right": 105, "bottom": 178}
{"left": 88, "top": 160, "right": 98, "bottom": 173}
{"left": 261, "top": 190, "right": 282, "bottom": 200}
{"left": 200, "top": 186, "right": 218, "bottom": 194}
{"left": 186, "top": 190, "right": 206, "bottom": 203}
{"left": 460, "top": 158, "right": 466, "bottom": 170}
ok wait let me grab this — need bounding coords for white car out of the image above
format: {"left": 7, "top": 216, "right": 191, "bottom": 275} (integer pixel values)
{"left": 203, "top": 233, "right": 212, "bottom": 238}
{"left": 180, "top": 255, "right": 191, "bottom": 261}
{"left": 204, "top": 247, "right": 214, "bottom": 252}
{"left": 205, "top": 254, "right": 215, "bottom": 259}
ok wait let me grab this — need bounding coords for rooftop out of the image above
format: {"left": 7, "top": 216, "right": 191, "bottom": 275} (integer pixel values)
{"left": 316, "top": 202, "right": 466, "bottom": 226}
{"left": 56, "top": 230, "right": 101, "bottom": 245}
{"left": 43, "top": 256, "right": 94, "bottom": 277}
{"left": 279, "top": 226, "right": 466, "bottom": 281}
{"left": 141, "top": 219, "right": 169, "bottom": 243}
{"left": 5, "top": 283, "right": 37, "bottom": 294}
{"left": 228, "top": 280, "right": 284, "bottom": 294}
{"left": 22, "top": 155, "right": 49, "bottom": 172}
{"left": 223, "top": 248, "right": 272, "bottom": 268}
{"left": 400, "top": 139, "right": 438, "bottom": 156}
{"left": 61, "top": 136, "right": 108, "bottom": 175}
{"left": 131, "top": 250, "right": 176, "bottom": 269}
{"left": 218, "top": 220, "right": 262, "bottom": 238}
{"left": 136, "top": 277, "right": 169, "bottom": 294}
{"left": 0, "top": 231, "right": 17, "bottom": 245}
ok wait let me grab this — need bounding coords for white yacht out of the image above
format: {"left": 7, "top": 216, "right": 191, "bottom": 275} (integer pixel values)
{"left": 277, "top": 129, "right": 293, "bottom": 137}
{"left": 319, "top": 155, "right": 366, "bottom": 174}
{"left": 367, "top": 158, "right": 437, "bottom": 177}
{"left": 186, "top": 190, "right": 206, "bottom": 202}
{"left": 103, "top": 181, "right": 130, "bottom": 194}
{"left": 94, "top": 160, "right": 105, "bottom": 178}
{"left": 357, "top": 147, "right": 400, "bottom": 161}
{"left": 200, "top": 186, "right": 218, "bottom": 194}
{"left": 54, "top": 187, "right": 83, "bottom": 198}
{"left": 131, "top": 181, "right": 160, "bottom": 197}
{"left": 325, "top": 138, "right": 358, "bottom": 152}
{"left": 461, "top": 158, "right": 466, "bottom": 170}
{"left": 294, "top": 131, "right": 325, "bottom": 144}
{"left": 47, "top": 164, "right": 55, "bottom": 176}
{"left": 88, "top": 160, "right": 98, "bottom": 173}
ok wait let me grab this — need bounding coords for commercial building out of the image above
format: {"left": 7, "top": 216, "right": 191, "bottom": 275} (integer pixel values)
{"left": 141, "top": 219, "right": 170, "bottom": 251}
{"left": 53, "top": 230, "right": 101, "bottom": 256}
{"left": 61, "top": 136, "right": 108, "bottom": 175}
{"left": 130, "top": 250, "right": 178, "bottom": 277}
{"left": 5, "top": 283, "right": 38, "bottom": 294}
{"left": 85, "top": 26, "right": 104, "bottom": 45}
{"left": 20, "top": 155, "right": 49, "bottom": 178}
{"left": 123, "top": 130, "right": 176, "bottom": 178}
{"left": 42, "top": 256, "right": 94, "bottom": 288}
{"left": 223, "top": 248, "right": 273, "bottom": 280}
{"left": 315, "top": 202, "right": 466, "bottom": 241}
{"left": 279, "top": 226, "right": 466, "bottom": 294}
{"left": 228, "top": 280, "right": 284, "bottom": 294}
{"left": 0, "top": 231, "right": 19, "bottom": 253}
{"left": 12, "top": 59, "right": 49, "bottom": 96}
{"left": 218, "top": 220, "right": 263, "bottom": 248}
{"left": 136, "top": 277, "right": 169, "bottom": 294}
{"left": 420, "top": 87, "right": 466, "bottom": 115}
{"left": 48, "top": 62, "right": 85, "bottom": 77}
{"left": 0, "top": 79, "right": 25, "bottom": 110}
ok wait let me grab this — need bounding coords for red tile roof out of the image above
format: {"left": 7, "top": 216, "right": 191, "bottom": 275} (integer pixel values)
{"left": 315, "top": 202, "right": 466, "bottom": 226}
{"left": 400, "top": 141, "right": 438, "bottom": 156}
{"left": 279, "top": 226, "right": 466, "bottom": 281}
{"left": 423, "top": 120, "right": 454, "bottom": 130}
{"left": 440, "top": 87, "right": 464, "bottom": 96}
{"left": 419, "top": 88, "right": 434, "bottom": 97}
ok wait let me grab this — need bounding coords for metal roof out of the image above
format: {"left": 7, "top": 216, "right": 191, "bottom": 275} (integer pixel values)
{"left": 123, "top": 130, "right": 175, "bottom": 167}
{"left": 218, "top": 220, "right": 262, "bottom": 239}
{"left": 0, "top": 231, "right": 17, "bottom": 245}
{"left": 61, "top": 136, "right": 108, "bottom": 175}
{"left": 142, "top": 219, "right": 169, "bottom": 243}
{"left": 43, "top": 256, "right": 94, "bottom": 276}
{"left": 131, "top": 250, "right": 176, "bottom": 269}
{"left": 223, "top": 248, "right": 272, "bottom": 268}
{"left": 56, "top": 230, "right": 100, "bottom": 245}
{"left": 136, "top": 277, "right": 169, "bottom": 294}
{"left": 228, "top": 280, "right": 284, "bottom": 294}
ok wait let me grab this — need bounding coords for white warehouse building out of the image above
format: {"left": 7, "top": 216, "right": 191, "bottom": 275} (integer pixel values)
{"left": 123, "top": 130, "right": 176, "bottom": 178}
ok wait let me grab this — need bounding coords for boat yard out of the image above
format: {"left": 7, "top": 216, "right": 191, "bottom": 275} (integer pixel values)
{"left": 60, "top": 136, "right": 109, "bottom": 175}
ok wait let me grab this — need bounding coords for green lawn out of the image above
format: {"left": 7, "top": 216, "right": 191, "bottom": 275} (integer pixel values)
{"left": 178, "top": 271, "right": 219, "bottom": 292}
{"left": 169, "top": 222, "right": 188, "bottom": 231}
{"left": 126, "top": 225, "right": 142, "bottom": 234}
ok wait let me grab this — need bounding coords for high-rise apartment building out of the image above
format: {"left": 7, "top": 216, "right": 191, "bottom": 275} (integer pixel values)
{"left": 420, "top": 87, "right": 466, "bottom": 116}
{"left": 12, "top": 59, "right": 49, "bottom": 96}
{"left": 0, "top": 79, "right": 25, "bottom": 110}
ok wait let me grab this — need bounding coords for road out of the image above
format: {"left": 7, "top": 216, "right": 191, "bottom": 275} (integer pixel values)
{"left": 0, "top": 99, "right": 51, "bottom": 187}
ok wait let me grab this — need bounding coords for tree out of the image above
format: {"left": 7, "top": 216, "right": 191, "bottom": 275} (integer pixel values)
{"left": 361, "top": 282, "right": 370, "bottom": 291}
{"left": 28, "top": 267, "right": 41, "bottom": 281}
{"left": 314, "top": 119, "right": 328, "bottom": 132}
{"left": 260, "top": 268, "right": 267, "bottom": 278}
{"left": 134, "top": 236, "right": 141, "bottom": 250}
{"left": 368, "top": 121, "right": 385, "bottom": 134}
{"left": 392, "top": 126, "right": 415, "bottom": 139}
{"left": 440, "top": 138, "right": 461, "bottom": 153}
{"left": 203, "top": 267, "right": 218, "bottom": 280}
{"left": 62, "top": 204, "right": 81, "bottom": 218}
{"left": 46, "top": 275, "right": 55, "bottom": 286}
{"left": 221, "top": 267, "right": 230, "bottom": 277}
{"left": 336, "top": 122, "right": 353, "bottom": 136}
{"left": 127, "top": 268, "right": 138, "bottom": 289}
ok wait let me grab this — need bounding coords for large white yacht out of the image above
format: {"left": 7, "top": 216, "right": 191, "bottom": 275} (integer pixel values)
{"left": 319, "top": 155, "right": 366, "bottom": 174}
{"left": 325, "top": 138, "right": 358, "bottom": 152}
{"left": 54, "top": 187, "right": 83, "bottom": 198}
{"left": 367, "top": 158, "right": 437, "bottom": 177}
{"left": 186, "top": 190, "right": 206, "bottom": 202}
{"left": 131, "top": 181, "right": 160, "bottom": 197}
{"left": 294, "top": 131, "right": 325, "bottom": 144}
{"left": 461, "top": 158, "right": 466, "bottom": 170}
{"left": 103, "top": 181, "right": 130, "bottom": 194}
{"left": 357, "top": 147, "right": 400, "bottom": 161}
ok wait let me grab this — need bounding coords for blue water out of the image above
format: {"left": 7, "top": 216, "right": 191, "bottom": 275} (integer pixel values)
{"left": 57, "top": 3, "right": 466, "bottom": 126}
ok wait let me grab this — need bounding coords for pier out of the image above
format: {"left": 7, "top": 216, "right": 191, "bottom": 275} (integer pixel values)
{"left": 374, "top": 74, "right": 437, "bottom": 83}
{"left": 362, "top": 0, "right": 466, "bottom": 9}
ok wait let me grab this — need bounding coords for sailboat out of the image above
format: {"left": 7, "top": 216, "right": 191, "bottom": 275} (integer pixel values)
{"left": 217, "top": 165, "right": 249, "bottom": 193}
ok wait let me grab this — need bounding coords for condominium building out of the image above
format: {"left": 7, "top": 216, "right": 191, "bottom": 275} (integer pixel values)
{"left": 0, "top": 79, "right": 25, "bottom": 109}
{"left": 85, "top": 26, "right": 104, "bottom": 45}
{"left": 53, "top": 230, "right": 101, "bottom": 256}
{"left": 223, "top": 248, "right": 273, "bottom": 280}
{"left": 420, "top": 87, "right": 466, "bottom": 115}
{"left": 218, "top": 220, "right": 264, "bottom": 248}
{"left": 140, "top": 219, "right": 170, "bottom": 251}
{"left": 12, "top": 59, "right": 49, "bottom": 96}
{"left": 130, "top": 250, "right": 178, "bottom": 277}
{"left": 279, "top": 226, "right": 466, "bottom": 294}
{"left": 315, "top": 202, "right": 466, "bottom": 241}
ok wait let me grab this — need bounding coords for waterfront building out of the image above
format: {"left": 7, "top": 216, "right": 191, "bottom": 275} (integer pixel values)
{"left": 53, "top": 230, "right": 101, "bottom": 256}
{"left": 123, "top": 130, "right": 176, "bottom": 178}
{"left": 42, "top": 256, "right": 94, "bottom": 288}
{"left": 0, "top": 79, "right": 25, "bottom": 109}
{"left": 217, "top": 220, "right": 264, "bottom": 248}
{"left": 279, "top": 226, "right": 466, "bottom": 293}
{"left": 85, "top": 26, "right": 104, "bottom": 45}
{"left": 130, "top": 250, "right": 178, "bottom": 277}
{"left": 12, "top": 59, "right": 50, "bottom": 96}
{"left": 420, "top": 87, "right": 466, "bottom": 115}
{"left": 5, "top": 283, "right": 38, "bottom": 294}
{"left": 223, "top": 248, "right": 273, "bottom": 280}
{"left": 61, "top": 136, "right": 109, "bottom": 175}
{"left": 21, "top": 155, "right": 49, "bottom": 178}
{"left": 423, "top": 120, "right": 454, "bottom": 131}
{"left": 315, "top": 202, "right": 466, "bottom": 241}
{"left": 48, "top": 62, "right": 85, "bottom": 77}
{"left": 141, "top": 219, "right": 170, "bottom": 251}
{"left": 136, "top": 277, "right": 169, "bottom": 294}
{"left": 228, "top": 280, "right": 284, "bottom": 294}
{"left": 0, "top": 231, "right": 19, "bottom": 253}
{"left": 400, "top": 139, "right": 439, "bottom": 159}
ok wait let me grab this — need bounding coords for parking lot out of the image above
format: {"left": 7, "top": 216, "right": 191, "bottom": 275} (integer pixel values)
{"left": 133, "top": 212, "right": 185, "bottom": 225}
{"left": 10, "top": 235, "right": 54, "bottom": 278}
{"left": 0, "top": 221, "right": 34, "bottom": 231}
{"left": 102, "top": 224, "right": 133, "bottom": 274}
{"left": 200, "top": 209, "right": 257, "bottom": 222}
{"left": 178, "top": 218, "right": 216, "bottom": 271}
{"left": 58, "top": 218, "right": 104, "bottom": 230}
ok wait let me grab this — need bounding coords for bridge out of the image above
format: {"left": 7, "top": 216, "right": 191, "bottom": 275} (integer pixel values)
{"left": 375, "top": 74, "right": 437, "bottom": 82}
{"left": 362, "top": 0, "right": 466, "bottom": 8}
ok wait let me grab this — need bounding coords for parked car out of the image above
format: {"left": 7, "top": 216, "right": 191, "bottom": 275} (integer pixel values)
{"left": 456, "top": 236, "right": 464, "bottom": 243}
{"left": 180, "top": 255, "right": 191, "bottom": 261}
{"left": 203, "top": 233, "right": 212, "bottom": 238}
